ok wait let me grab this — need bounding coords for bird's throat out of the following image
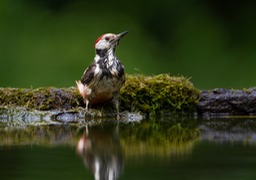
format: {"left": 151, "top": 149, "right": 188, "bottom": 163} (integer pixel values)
{"left": 95, "top": 49, "right": 108, "bottom": 58}
{"left": 95, "top": 48, "right": 117, "bottom": 65}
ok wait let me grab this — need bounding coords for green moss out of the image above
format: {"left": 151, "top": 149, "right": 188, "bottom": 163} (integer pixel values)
{"left": 0, "top": 87, "right": 81, "bottom": 110}
{"left": 120, "top": 74, "right": 200, "bottom": 114}
{"left": 0, "top": 74, "right": 200, "bottom": 115}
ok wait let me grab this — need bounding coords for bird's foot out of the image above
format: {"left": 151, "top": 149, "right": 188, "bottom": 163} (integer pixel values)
{"left": 116, "top": 114, "right": 120, "bottom": 120}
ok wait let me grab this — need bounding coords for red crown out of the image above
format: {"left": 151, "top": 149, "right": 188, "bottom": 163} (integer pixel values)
{"left": 94, "top": 34, "right": 105, "bottom": 48}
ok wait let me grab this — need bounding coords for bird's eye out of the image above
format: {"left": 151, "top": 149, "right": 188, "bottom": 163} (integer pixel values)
{"left": 105, "top": 37, "right": 110, "bottom": 41}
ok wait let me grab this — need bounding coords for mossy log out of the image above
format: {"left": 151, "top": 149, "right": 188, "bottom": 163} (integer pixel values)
{"left": 0, "top": 74, "right": 199, "bottom": 123}
{"left": 0, "top": 74, "right": 199, "bottom": 112}
{"left": 2, "top": 74, "right": 256, "bottom": 124}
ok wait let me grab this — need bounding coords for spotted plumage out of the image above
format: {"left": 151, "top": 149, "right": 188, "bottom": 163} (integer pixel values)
{"left": 76, "top": 31, "right": 128, "bottom": 117}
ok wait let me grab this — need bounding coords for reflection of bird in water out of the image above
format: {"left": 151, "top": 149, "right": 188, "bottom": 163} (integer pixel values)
{"left": 76, "top": 125, "right": 124, "bottom": 180}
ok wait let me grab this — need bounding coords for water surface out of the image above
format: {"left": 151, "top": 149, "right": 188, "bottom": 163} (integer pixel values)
{"left": 1, "top": 117, "right": 256, "bottom": 180}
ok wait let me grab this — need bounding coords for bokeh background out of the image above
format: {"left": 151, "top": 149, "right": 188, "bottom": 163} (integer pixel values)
{"left": 0, "top": 0, "right": 256, "bottom": 89}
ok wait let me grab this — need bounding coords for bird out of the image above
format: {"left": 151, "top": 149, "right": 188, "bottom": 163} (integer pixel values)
{"left": 76, "top": 31, "right": 128, "bottom": 118}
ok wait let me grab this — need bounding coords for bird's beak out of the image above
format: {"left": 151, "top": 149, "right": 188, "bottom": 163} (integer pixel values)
{"left": 111, "top": 31, "right": 128, "bottom": 47}
{"left": 112, "top": 31, "right": 128, "bottom": 44}
{"left": 117, "top": 31, "right": 128, "bottom": 40}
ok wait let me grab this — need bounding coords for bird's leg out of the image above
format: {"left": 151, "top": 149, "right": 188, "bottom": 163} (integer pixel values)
{"left": 83, "top": 99, "right": 89, "bottom": 112}
{"left": 80, "top": 99, "right": 89, "bottom": 119}
{"left": 112, "top": 93, "right": 120, "bottom": 120}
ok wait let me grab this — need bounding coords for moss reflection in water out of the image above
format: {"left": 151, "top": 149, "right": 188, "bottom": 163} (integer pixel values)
{"left": 0, "top": 118, "right": 200, "bottom": 180}
{"left": 120, "top": 118, "right": 200, "bottom": 157}
{"left": 0, "top": 118, "right": 199, "bottom": 157}
{"left": 0, "top": 125, "right": 80, "bottom": 146}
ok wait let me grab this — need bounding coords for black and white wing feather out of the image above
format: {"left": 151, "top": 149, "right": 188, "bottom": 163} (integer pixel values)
{"left": 81, "top": 63, "right": 96, "bottom": 85}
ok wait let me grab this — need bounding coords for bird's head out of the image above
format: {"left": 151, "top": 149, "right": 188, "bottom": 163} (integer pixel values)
{"left": 94, "top": 31, "right": 128, "bottom": 51}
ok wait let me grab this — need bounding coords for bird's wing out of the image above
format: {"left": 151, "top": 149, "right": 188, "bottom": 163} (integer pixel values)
{"left": 81, "top": 63, "right": 96, "bottom": 84}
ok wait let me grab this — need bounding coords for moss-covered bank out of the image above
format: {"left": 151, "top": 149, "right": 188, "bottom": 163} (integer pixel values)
{"left": 0, "top": 87, "right": 80, "bottom": 110}
{"left": 0, "top": 74, "right": 200, "bottom": 121}
{"left": 120, "top": 74, "right": 199, "bottom": 113}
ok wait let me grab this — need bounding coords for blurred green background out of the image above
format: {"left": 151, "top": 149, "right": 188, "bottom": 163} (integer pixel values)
{"left": 0, "top": 0, "right": 256, "bottom": 89}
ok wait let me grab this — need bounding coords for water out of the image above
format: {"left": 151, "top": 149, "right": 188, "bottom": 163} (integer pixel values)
{"left": 1, "top": 117, "right": 256, "bottom": 180}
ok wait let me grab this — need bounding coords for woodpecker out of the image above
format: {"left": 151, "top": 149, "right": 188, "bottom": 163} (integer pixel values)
{"left": 76, "top": 31, "right": 128, "bottom": 117}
